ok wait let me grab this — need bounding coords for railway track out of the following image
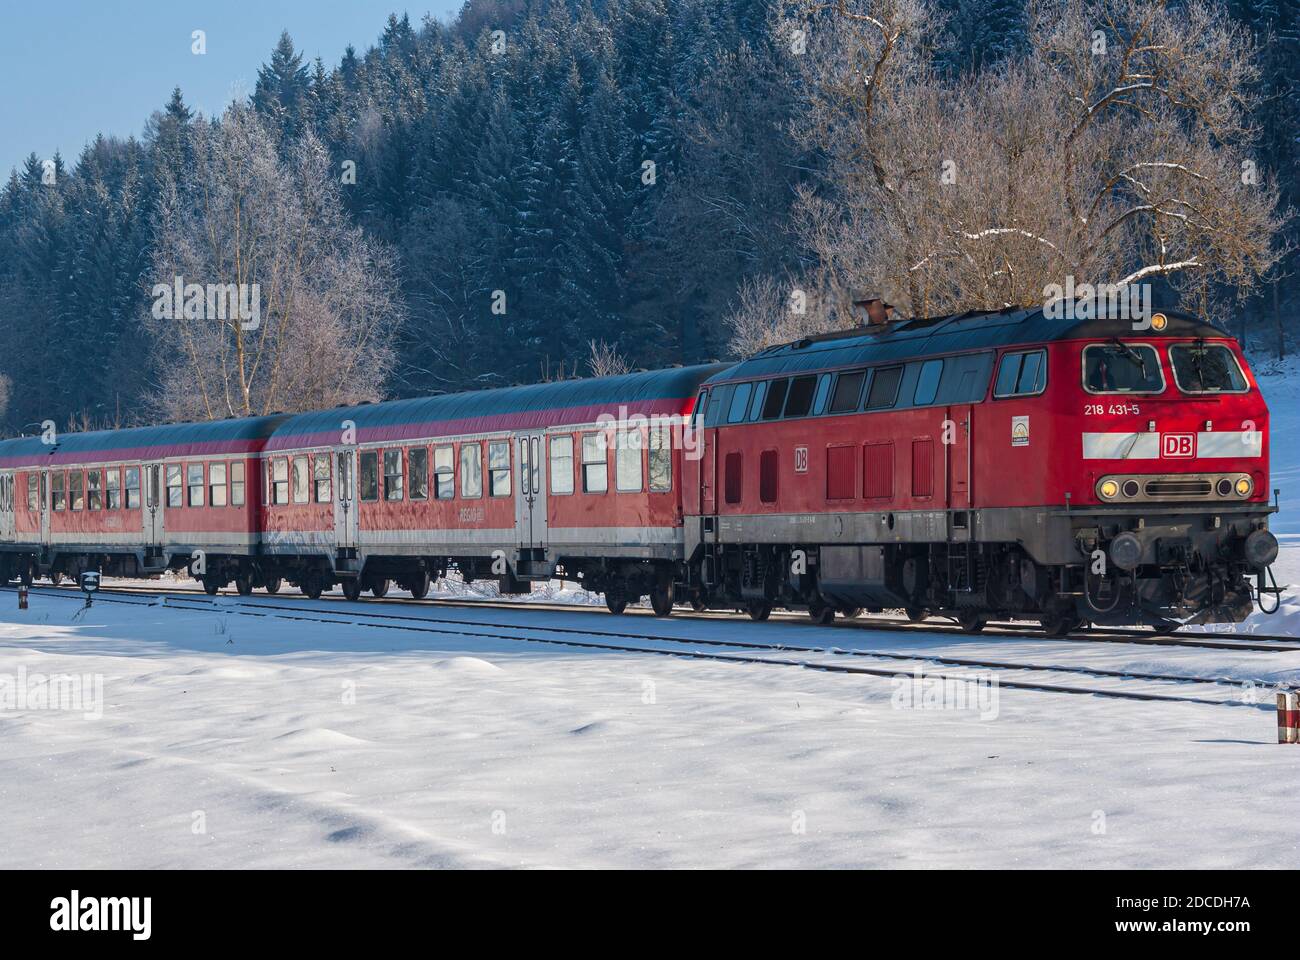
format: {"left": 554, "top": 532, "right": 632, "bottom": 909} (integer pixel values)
{"left": 22, "top": 578, "right": 1300, "bottom": 653}
{"left": 9, "top": 583, "right": 1289, "bottom": 710}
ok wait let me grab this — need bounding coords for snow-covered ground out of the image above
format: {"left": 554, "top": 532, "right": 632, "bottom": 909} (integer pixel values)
{"left": 3, "top": 357, "right": 1300, "bottom": 869}
{"left": 3, "top": 590, "right": 1300, "bottom": 869}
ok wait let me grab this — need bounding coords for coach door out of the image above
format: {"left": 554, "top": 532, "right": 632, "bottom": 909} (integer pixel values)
{"left": 946, "top": 404, "right": 974, "bottom": 514}
{"left": 516, "top": 434, "right": 547, "bottom": 551}
{"left": 334, "top": 449, "right": 358, "bottom": 550}
{"left": 39, "top": 470, "right": 50, "bottom": 544}
{"left": 0, "top": 472, "right": 14, "bottom": 540}
{"left": 144, "top": 463, "right": 165, "bottom": 546}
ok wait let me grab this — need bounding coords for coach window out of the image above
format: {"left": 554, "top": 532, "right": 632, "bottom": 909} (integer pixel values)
{"left": 649, "top": 424, "right": 672, "bottom": 492}
{"left": 616, "top": 431, "right": 643, "bottom": 492}
{"left": 408, "top": 448, "right": 428, "bottom": 501}
{"left": 271, "top": 458, "right": 289, "bottom": 504}
{"left": 760, "top": 379, "right": 789, "bottom": 420}
{"left": 460, "top": 443, "right": 482, "bottom": 498}
{"left": 187, "top": 464, "right": 205, "bottom": 507}
{"left": 69, "top": 471, "right": 84, "bottom": 510}
{"left": 209, "top": 463, "right": 228, "bottom": 507}
{"left": 487, "top": 441, "right": 511, "bottom": 497}
{"left": 727, "top": 383, "right": 753, "bottom": 423}
{"left": 105, "top": 468, "right": 121, "bottom": 509}
{"left": 230, "top": 462, "right": 245, "bottom": 506}
{"left": 125, "top": 467, "right": 141, "bottom": 509}
{"left": 52, "top": 472, "right": 66, "bottom": 511}
{"left": 87, "top": 469, "right": 102, "bottom": 510}
{"left": 434, "top": 445, "right": 454, "bottom": 499}
{"left": 312, "top": 455, "right": 331, "bottom": 503}
{"left": 27, "top": 474, "right": 39, "bottom": 512}
{"left": 359, "top": 451, "right": 378, "bottom": 502}
{"left": 382, "top": 450, "right": 403, "bottom": 501}
{"left": 913, "top": 360, "right": 944, "bottom": 406}
{"left": 290, "top": 456, "right": 308, "bottom": 504}
{"left": 1083, "top": 343, "right": 1163, "bottom": 393}
{"left": 783, "top": 375, "right": 818, "bottom": 418}
{"left": 994, "top": 349, "right": 1047, "bottom": 398}
{"left": 549, "top": 436, "right": 574, "bottom": 495}
{"left": 581, "top": 433, "right": 608, "bottom": 493}
{"left": 164, "top": 465, "right": 182, "bottom": 508}
{"left": 866, "top": 366, "right": 903, "bottom": 410}
{"left": 829, "top": 370, "right": 866, "bottom": 414}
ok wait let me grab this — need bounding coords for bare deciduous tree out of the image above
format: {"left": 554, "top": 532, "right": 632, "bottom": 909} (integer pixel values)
{"left": 145, "top": 105, "right": 401, "bottom": 421}
{"left": 586, "top": 339, "right": 632, "bottom": 378}
{"left": 739, "top": 0, "right": 1288, "bottom": 346}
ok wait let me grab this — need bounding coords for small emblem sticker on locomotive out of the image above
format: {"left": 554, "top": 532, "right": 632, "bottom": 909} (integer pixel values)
{"left": 794, "top": 446, "right": 809, "bottom": 473}
{"left": 1161, "top": 433, "right": 1195, "bottom": 458}
{"left": 1011, "top": 416, "right": 1029, "bottom": 447}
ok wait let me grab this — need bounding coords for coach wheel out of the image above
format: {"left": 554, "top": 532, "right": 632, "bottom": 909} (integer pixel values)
{"left": 301, "top": 572, "right": 324, "bottom": 600}
{"left": 905, "top": 608, "right": 927, "bottom": 623}
{"left": 203, "top": 577, "right": 221, "bottom": 596}
{"left": 957, "top": 611, "right": 986, "bottom": 633}
{"left": 370, "top": 578, "right": 390, "bottom": 599}
{"left": 690, "top": 597, "right": 707, "bottom": 612}
{"left": 235, "top": 573, "right": 254, "bottom": 596}
{"left": 263, "top": 577, "right": 282, "bottom": 595}
{"left": 650, "top": 582, "right": 674, "bottom": 618}
{"left": 840, "top": 607, "right": 863, "bottom": 619}
{"left": 341, "top": 578, "right": 363, "bottom": 602}
{"left": 808, "top": 602, "right": 836, "bottom": 626}
{"left": 49, "top": 571, "right": 64, "bottom": 586}
{"left": 747, "top": 601, "right": 772, "bottom": 622}
{"left": 1040, "top": 614, "right": 1083, "bottom": 637}
{"left": 604, "top": 593, "right": 628, "bottom": 615}
{"left": 408, "top": 571, "right": 431, "bottom": 600}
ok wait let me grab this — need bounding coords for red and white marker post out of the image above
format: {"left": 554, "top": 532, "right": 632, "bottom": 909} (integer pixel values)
{"left": 17, "top": 584, "right": 28, "bottom": 610}
{"left": 1279, "top": 692, "right": 1299, "bottom": 744}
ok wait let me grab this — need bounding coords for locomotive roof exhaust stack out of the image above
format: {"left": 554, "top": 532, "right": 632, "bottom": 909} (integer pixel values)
{"left": 851, "top": 290, "right": 895, "bottom": 328}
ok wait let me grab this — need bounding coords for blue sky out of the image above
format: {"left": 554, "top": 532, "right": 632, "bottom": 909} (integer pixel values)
{"left": 0, "top": 1, "right": 463, "bottom": 177}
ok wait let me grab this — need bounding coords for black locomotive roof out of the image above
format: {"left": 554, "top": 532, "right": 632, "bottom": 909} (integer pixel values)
{"left": 709, "top": 306, "right": 1227, "bottom": 383}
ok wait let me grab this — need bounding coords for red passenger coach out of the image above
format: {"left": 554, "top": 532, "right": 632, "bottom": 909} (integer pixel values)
{"left": 0, "top": 418, "right": 286, "bottom": 588}
{"left": 682, "top": 307, "right": 1277, "bottom": 632}
{"left": 254, "top": 365, "right": 727, "bottom": 606}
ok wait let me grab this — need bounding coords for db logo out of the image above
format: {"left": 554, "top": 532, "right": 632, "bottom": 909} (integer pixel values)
{"left": 1161, "top": 433, "right": 1195, "bottom": 458}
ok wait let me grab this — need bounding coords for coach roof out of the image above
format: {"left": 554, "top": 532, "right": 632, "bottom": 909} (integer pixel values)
{"left": 710, "top": 306, "right": 1227, "bottom": 383}
{"left": 267, "top": 363, "right": 734, "bottom": 449}
{"left": 0, "top": 415, "right": 290, "bottom": 468}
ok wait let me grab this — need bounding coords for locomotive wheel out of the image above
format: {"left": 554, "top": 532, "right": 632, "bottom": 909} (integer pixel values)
{"left": 840, "top": 607, "right": 863, "bottom": 619}
{"left": 235, "top": 573, "right": 254, "bottom": 596}
{"left": 808, "top": 603, "right": 836, "bottom": 625}
{"left": 370, "top": 578, "right": 390, "bottom": 599}
{"left": 746, "top": 601, "right": 772, "bottom": 621}
{"left": 905, "top": 608, "right": 927, "bottom": 623}
{"left": 408, "top": 571, "right": 431, "bottom": 600}
{"left": 957, "top": 611, "right": 986, "bottom": 633}
{"left": 301, "top": 573, "right": 324, "bottom": 600}
{"left": 263, "top": 577, "right": 282, "bottom": 595}
{"left": 341, "top": 578, "right": 363, "bottom": 602}
{"left": 604, "top": 593, "right": 628, "bottom": 615}
{"left": 650, "top": 582, "right": 674, "bottom": 618}
{"left": 203, "top": 577, "right": 220, "bottom": 596}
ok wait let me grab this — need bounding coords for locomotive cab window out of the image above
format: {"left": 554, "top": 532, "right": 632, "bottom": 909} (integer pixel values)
{"left": 995, "top": 349, "right": 1047, "bottom": 397}
{"left": 727, "top": 383, "right": 752, "bottom": 423}
{"left": 828, "top": 371, "right": 866, "bottom": 414}
{"left": 1169, "top": 343, "right": 1248, "bottom": 394}
{"left": 1083, "top": 343, "right": 1163, "bottom": 393}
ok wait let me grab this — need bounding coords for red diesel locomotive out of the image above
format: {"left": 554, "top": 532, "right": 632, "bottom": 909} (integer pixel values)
{"left": 0, "top": 305, "right": 1279, "bottom": 633}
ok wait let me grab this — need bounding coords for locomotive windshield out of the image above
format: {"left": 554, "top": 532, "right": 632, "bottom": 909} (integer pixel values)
{"left": 1169, "top": 343, "right": 1248, "bottom": 393}
{"left": 1083, "top": 342, "right": 1164, "bottom": 393}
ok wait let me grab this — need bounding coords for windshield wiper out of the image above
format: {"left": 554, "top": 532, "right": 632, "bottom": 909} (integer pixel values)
{"left": 1110, "top": 337, "right": 1148, "bottom": 380}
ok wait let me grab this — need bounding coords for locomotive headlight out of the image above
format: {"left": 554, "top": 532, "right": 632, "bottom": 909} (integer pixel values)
{"left": 1235, "top": 476, "right": 1253, "bottom": 497}
{"left": 1150, "top": 313, "right": 1168, "bottom": 331}
{"left": 1098, "top": 479, "right": 1120, "bottom": 500}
